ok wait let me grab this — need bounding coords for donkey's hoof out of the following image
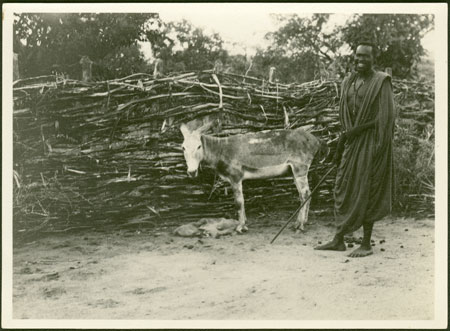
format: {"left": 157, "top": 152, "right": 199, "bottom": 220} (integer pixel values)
{"left": 236, "top": 225, "right": 248, "bottom": 233}
{"left": 294, "top": 225, "right": 306, "bottom": 234}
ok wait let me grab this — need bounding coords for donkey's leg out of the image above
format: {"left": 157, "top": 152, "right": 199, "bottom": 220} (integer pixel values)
{"left": 231, "top": 180, "right": 248, "bottom": 233}
{"left": 290, "top": 164, "right": 311, "bottom": 232}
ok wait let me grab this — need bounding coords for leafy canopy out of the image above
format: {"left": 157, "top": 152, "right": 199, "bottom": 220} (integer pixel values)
{"left": 341, "top": 14, "right": 434, "bottom": 78}
{"left": 252, "top": 14, "right": 341, "bottom": 83}
{"left": 150, "top": 19, "right": 228, "bottom": 72}
{"left": 249, "top": 13, "right": 433, "bottom": 82}
{"left": 13, "top": 13, "right": 434, "bottom": 81}
{"left": 13, "top": 13, "right": 162, "bottom": 78}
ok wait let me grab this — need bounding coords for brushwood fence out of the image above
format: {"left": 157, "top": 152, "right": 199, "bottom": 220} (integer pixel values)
{"left": 13, "top": 71, "right": 434, "bottom": 235}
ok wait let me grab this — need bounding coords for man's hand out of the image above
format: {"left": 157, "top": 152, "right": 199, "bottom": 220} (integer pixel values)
{"left": 346, "top": 121, "right": 376, "bottom": 142}
{"left": 333, "top": 121, "right": 377, "bottom": 166}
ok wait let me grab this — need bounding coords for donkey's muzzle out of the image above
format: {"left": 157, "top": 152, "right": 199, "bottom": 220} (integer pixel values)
{"left": 187, "top": 170, "right": 198, "bottom": 178}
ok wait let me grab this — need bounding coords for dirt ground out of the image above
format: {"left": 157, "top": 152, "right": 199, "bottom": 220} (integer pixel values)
{"left": 12, "top": 213, "right": 435, "bottom": 321}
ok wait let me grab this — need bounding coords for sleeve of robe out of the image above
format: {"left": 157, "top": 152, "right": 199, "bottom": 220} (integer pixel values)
{"left": 374, "top": 77, "right": 396, "bottom": 157}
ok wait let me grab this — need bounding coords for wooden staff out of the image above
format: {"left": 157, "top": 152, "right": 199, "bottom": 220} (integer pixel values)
{"left": 270, "top": 165, "right": 336, "bottom": 244}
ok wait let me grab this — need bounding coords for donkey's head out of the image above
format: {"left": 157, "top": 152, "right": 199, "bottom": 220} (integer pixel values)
{"left": 180, "top": 122, "right": 214, "bottom": 178}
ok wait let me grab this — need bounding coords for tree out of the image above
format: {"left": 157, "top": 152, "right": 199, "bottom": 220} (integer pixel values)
{"left": 267, "top": 14, "right": 339, "bottom": 63}
{"left": 95, "top": 45, "right": 151, "bottom": 80}
{"left": 13, "top": 13, "right": 163, "bottom": 79}
{"left": 250, "top": 14, "right": 343, "bottom": 83}
{"left": 150, "top": 20, "right": 228, "bottom": 73}
{"left": 249, "top": 13, "right": 434, "bottom": 82}
{"left": 341, "top": 14, "right": 434, "bottom": 78}
{"left": 225, "top": 54, "right": 250, "bottom": 75}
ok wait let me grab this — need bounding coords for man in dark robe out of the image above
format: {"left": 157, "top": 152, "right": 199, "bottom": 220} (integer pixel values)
{"left": 315, "top": 42, "right": 396, "bottom": 257}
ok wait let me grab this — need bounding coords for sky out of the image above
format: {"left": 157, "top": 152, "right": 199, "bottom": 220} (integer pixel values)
{"left": 138, "top": 4, "right": 436, "bottom": 61}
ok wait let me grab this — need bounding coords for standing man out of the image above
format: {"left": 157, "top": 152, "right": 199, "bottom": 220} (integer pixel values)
{"left": 315, "top": 41, "right": 396, "bottom": 257}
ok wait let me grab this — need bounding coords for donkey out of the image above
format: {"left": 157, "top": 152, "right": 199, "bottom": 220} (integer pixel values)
{"left": 180, "top": 122, "right": 327, "bottom": 233}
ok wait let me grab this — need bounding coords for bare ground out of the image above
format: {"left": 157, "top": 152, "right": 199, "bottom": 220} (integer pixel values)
{"left": 12, "top": 214, "right": 434, "bottom": 320}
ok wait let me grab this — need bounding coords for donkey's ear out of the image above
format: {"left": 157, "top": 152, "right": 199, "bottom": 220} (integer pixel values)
{"left": 180, "top": 123, "right": 190, "bottom": 136}
{"left": 198, "top": 120, "right": 216, "bottom": 134}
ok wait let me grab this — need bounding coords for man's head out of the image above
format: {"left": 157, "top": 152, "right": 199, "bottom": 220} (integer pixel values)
{"left": 354, "top": 42, "right": 376, "bottom": 75}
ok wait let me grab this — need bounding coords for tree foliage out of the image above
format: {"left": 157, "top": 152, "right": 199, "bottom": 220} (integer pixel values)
{"left": 13, "top": 13, "right": 162, "bottom": 78}
{"left": 150, "top": 19, "right": 228, "bottom": 72}
{"left": 267, "top": 14, "right": 340, "bottom": 62}
{"left": 249, "top": 13, "right": 434, "bottom": 82}
{"left": 225, "top": 54, "right": 250, "bottom": 75}
{"left": 13, "top": 13, "right": 434, "bottom": 81}
{"left": 341, "top": 14, "right": 434, "bottom": 78}
{"left": 250, "top": 14, "right": 343, "bottom": 83}
{"left": 95, "top": 45, "right": 150, "bottom": 79}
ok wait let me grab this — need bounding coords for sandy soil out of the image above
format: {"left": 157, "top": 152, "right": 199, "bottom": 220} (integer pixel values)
{"left": 12, "top": 214, "right": 434, "bottom": 320}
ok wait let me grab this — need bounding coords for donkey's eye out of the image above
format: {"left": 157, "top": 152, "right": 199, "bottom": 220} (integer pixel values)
{"left": 197, "top": 145, "right": 202, "bottom": 150}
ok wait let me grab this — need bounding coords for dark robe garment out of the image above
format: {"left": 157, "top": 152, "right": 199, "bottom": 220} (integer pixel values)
{"left": 334, "top": 71, "right": 396, "bottom": 234}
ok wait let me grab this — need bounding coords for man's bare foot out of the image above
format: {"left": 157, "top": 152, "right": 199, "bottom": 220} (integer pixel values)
{"left": 314, "top": 238, "right": 346, "bottom": 251}
{"left": 348, "top": 245, "right": 373, "bottom": 257}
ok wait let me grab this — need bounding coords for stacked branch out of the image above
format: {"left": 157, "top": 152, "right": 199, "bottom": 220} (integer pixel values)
{"left": 13, "top": 71, "right": 435, "bottom": 234}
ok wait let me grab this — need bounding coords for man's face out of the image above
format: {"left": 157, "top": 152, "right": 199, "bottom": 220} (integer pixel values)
{"left": 354, "top": 45, "right": 374, "bottom": 74}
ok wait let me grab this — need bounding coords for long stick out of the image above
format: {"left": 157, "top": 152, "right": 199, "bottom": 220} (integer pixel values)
{"left": 270, "top": 165, "right": 336, "bottom": 244}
